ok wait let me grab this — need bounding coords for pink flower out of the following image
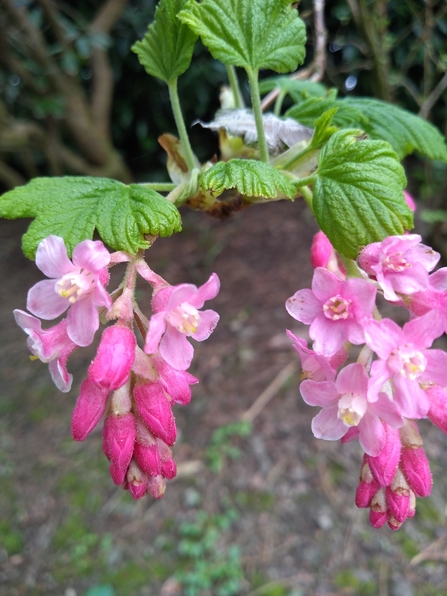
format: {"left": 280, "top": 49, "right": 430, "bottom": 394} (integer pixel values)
{"left": 286, "top": 267, "right": 376, "bottom": 357}
{"left": 364, "top": 311, "right": 447, "bottom": 419}
{"left": 286, "top": 330, "right": 347, "bottom": 382}
{"left": 26, "top": 235, "right": 112, "bottom": 346}
{"left": 358, "top": 234, "right": 439, "bottom": 302}
{"left": 14, "top": 310, "right": 77, "bottom": 392}
{"left": 144, "top": 273, "right": 220, "bottom": 370}
{"left": 300, "top": 363, "right": 403, "bottom": 456}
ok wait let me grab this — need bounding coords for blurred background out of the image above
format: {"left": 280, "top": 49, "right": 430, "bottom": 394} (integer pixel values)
{"left": 1, "top": 1, "right": 447, "bottom": 595}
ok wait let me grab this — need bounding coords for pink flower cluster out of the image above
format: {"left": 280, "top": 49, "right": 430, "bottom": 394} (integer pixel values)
{"left": 286, "top": 212, "right": 447, "bottom": 530}
{"left": 15, "top": 235, "right": 220, "bottom": 499}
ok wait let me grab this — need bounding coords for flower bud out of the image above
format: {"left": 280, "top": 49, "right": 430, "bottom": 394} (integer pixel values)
{"left": 134, "top": 382, "right": 177, "bottom": 446}
{"left": 127, "top": 460, "right": 148, "bottom": 499}
{"left": 88, "top": 326, "right": 136, "bottom": 391}
{"left": 355, "top": 456, "right": 379, "bottom": 508}
{"left": 134, "top": 442, "right": 160, "bottom": 477}
{"left": 71, "top": 378, "right": 109, "bottom": 441}
{"left": 369, "top": 488, "right": 388, "bottom": 528}
{"left": 367, "top": 424, "right": 401, "bottom": 487}
{"left": 400, "top": 447, "right": 432, "bottom": 497}
{"left": 386, "top": 469, "right": 410, "bottom": 523}
{"left": 102, "top": 412, "right": 136, "bottom": 470}
{"left": 147, "top": 475, "right": 166, "bottom": 499}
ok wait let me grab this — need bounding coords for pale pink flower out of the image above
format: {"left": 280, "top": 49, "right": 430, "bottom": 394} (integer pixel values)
{"left": 403, "top": 190, "right": 416, "bottom": 212}
{"left": 144, "top": 273, "right": 220, "bottom": 370}
{"left": 14, "top": 310, "right": 77, "bottom": 392}
{"left": 364, "top": 311, "right": 447, "bottom": 419}
{"left": 286, "top": 267, "right": 376, "bottom": 357}
{"left": 300, "top": 363, "right": 403, "bottom": 456}
{"left": 358, "top": 234, "right": 439, "bottom": 302}
{"left": 286, "top": 330, "right": 347, "bottom": 382}
{"left": 26, "top": 235, "right": 112, "bottom": 346}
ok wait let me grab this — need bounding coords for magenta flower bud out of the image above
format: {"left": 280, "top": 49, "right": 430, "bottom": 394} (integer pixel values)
{"left": 134, "top": 382, "right": 177, "bottom": 446}
{"left": 369, "top": 488, "right": 388, "bottom": 528}
{"left": 71, "top": 378, "right": 109, "bottom": 441}
{"left": 386, "top": 469, "right": 410, "bottom": 523}
{"left": 355, "top": 457, "right": 379, "bottom": 508}
{"left": 127, "top": 460, "right": 148, "bottom": 499}
{"left": 147, "top": 475, "right": 166, "bottom": 499}
{"left": 134, "top": 442, "right": 160, "bottom": 477}
{"left": 161, "top": 459, "right": 177, "bottom": 480}
{"left": 89, "top": 326, "right": 136, "bottom": 391}
{"left": 427, "top": 386, "right": 447, "bottom": 435}
{"left": 110, "top": 463, "right": 128, "bottom": 485}
{"left": 311, "top": 231, "right": 334, "bottom": 269}
{"left": 400, "top": 447, "right": 432, "bottom": 497}
{"left": 406, "top": 491, "right": 417, "bottom": 519}
{"left": 102, "top": 412, "right": 136, "bottom": 470}
{"left": 367, "top": 424, "right": 401, "bottom": 487}
{"left": 106, "top": 288, "right": 134, "bottom": 321}
{"left": 387, "top": 519, "right": 402, "bottom": 531}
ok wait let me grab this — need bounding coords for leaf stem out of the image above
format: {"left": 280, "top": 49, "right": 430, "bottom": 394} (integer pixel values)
{"left": 300, "top": 186, "right": 314, "bottom": 211}
{"left": 226, "top": 65, "right": 245, "bottom": 108}
{"left": 247, "top": 68, "right": 269, "bottom": 163}
{"left": 273, "top": 89, "right": 287, "bottom": 117}
{"left": 294, "top": 174, "right": 316, "bottom": 189}
{"left": 281, "top": 145, "right": 315, "bottom": 171}
{"left": 138, "top": 182, "right": 177, "bottom": 192}
{"left": 167, "top": 78, "right": 196, "bottom": 172}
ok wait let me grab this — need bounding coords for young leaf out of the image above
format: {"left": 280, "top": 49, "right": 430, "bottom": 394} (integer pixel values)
{"left": 308, "top": 108, "right": 339, "bottom": 149}
{"left": 259, "top": 76, "right": 328, "bottom": 102}
{"left": 313, "top": 130, "right": 412, "bottom": 258}
{"left": 0, "top": 177, "right": 182, "bottom": 259}
{"left": 201, "top": 159, "right": 296, "bottom": 199}
{"left": 178, "top": 0, "right": 306, "bottom": 73}
{"left": 131, "top": 0, "right": 198, "bottom": 84}
{"left": 343, "top": 98, "right": 447, "bottom": 161}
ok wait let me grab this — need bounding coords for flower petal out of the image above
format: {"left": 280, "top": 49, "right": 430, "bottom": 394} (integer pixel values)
{"left": 72, "top": 239, "right": 111, "bottom": 271}
{"left": 300, "top": 380, "right": 339, "bottom": 407}
{"left": 67, "top": 298, "right": 99, "bottom": 346}
{"left": 286, "top": 289, "right": 321, "bottom": 324}
{"left": 160, "top": 327, "right": 194, "bottom": 370}
{"left": 27, "top": 280, "right": 68, "bottom": 319}
{"left": 311, "top": 405, "right": 347, "bottom": 440}
{"left": 144, "top": 312, "right": 167, "bottom": 354}
{"left": 192, "top": 309, "right": 220, "bottom": 341}
{"left": 189, "top": 273, "right": 220, "bottom": 308}
{"left": 35, "top": 235, "right": 73, "bottom": 278}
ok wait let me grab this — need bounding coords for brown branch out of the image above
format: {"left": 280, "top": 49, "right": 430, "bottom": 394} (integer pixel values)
{"left": 261, "top": 0, "right": 327, "bottom": 111}
{"left": 36, "top": 0, "right": 74, "bottom": 56}
{"left": 89, "top": 0, "right": 130, "bottom": 140}
{"left": 419, "top": 72, "right": 447, "bottom": 120}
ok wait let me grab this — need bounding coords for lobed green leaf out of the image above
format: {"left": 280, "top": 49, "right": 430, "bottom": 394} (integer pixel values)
{"left": 0, "top": 177, "right": 182, "bottom": 259}
{"left": 313, "top": 130, "right": 413, "bottom": 258}
{"left": 201, "top": 159, "right": 296, "bottom": 199}
{"left": 178, "top": 0, "right": 306, "bottom": 73}
{"left": 259, "top": 76, "right": 328, "bottom": 102}
{"left": 131, "top": 0, "right": 198, "bottom": 84}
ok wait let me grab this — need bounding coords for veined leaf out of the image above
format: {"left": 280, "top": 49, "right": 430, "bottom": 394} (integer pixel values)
{"left": 201, "top": 159, "right": 296, "bottom": 199}
{"left": 287, "top": 96, "right": 368, "bottom": 129}
{"left": 344, "top": 98, "right": 447, "bottom": 161}
{"left": 178, "top": 0, "right": 306, "bottom": 73}
{"left": 313, "top": 130, "right": 412, "bottom": 258}
{"left": 132, "top": 0, "right": 197, "bottom": 84}
{"left": 0, "top": 177, "right": 182, "bottom": 259}
{"left": 308, "top": 108, "right": 339, "bottom": 149}
{"left": 287, "top": 96, "right": 447, "bottom": 162}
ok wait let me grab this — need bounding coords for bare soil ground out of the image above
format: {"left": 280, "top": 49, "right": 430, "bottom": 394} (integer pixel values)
{"left": 1, "top": 200, "right": 447, "bottom": 596}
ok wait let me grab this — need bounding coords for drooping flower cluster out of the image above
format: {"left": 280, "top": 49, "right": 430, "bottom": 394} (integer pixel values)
{"left": 286, "top": 214, "right": 447, "bottom": 530}
{"left": 15, "top": 235, "right": 220, "bottom": 499}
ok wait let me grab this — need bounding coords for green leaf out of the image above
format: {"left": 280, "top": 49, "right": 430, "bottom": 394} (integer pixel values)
{"left": 287, "top": 96, "right": 447, "bottom": 162}
{"left": 344, "top": 98, "right": 447, "bottom": 161}
{"left": 0, "top": 177, "right": 182, "bottom": 259}
{"left": 308, "top": 108, "right": 339, "bottom": 149}
{"left": 259, "top": 76, "right": 328, "bottom": 102}
{"left": 201, "top": 159, "right": 296, "bottom": 199}
{"left": 131, "top": 0, "right": 198, "bottom": 84}
{"left": 178, "top": 0, "right": 306, "bottom": 73}
{"left": 313, "top": 130, "right": 412, "bottom": 258}
{"left": 287, "top": 96, "right": 368, "bottom": 129}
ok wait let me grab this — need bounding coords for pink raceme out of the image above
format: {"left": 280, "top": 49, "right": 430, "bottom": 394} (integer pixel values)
{"left": 26, "top": 235, "right": 112, "bottom": 346}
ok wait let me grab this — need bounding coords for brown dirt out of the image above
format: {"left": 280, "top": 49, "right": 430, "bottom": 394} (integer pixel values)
{"left": 1, "top": 201, "right": 447, "bottom": 596}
